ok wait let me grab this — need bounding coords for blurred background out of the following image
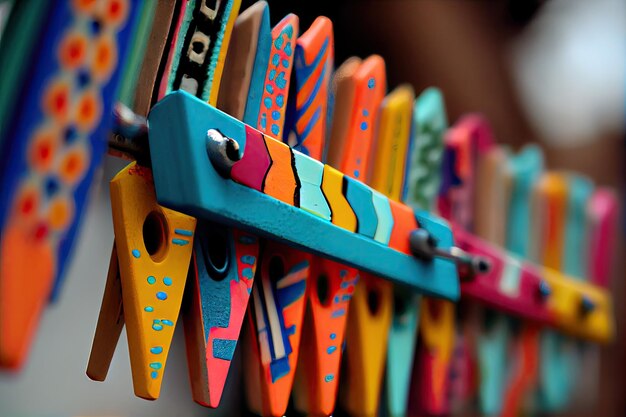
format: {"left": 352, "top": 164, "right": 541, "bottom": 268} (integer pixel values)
{"left": 0, "top": 0, "right": 624, "bottom": 416}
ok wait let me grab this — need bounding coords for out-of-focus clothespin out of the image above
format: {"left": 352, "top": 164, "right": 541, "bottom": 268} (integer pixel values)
{"left": 0, "top": 0, "right": 139, "bottom": 370}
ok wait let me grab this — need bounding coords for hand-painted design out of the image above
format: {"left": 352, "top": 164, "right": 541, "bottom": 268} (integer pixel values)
{"left": 162, "top": 0, "right": 241, "bottom": 105}
{"left": 257, "top": 14, "right": 298, "bottom": 139}
{"left": 410, "top": 299, "right": 455, "bottom": 416}
{"left": 245, "top": 241, "right": 310, "bottom": 417}
{"left": 341, "top": 274, "right": 393, "bottom": 416}
{"left": 371, "top": 191, "right": 394, "bottom": 245}
{"left": 289, "top": 16, "right": 333, "bottom": 159}
{"left": 149, "top": 92, "right": 460, "bottom": 297}
{"left": 0, "top": 0, "right": 137, "bottom": 369}
{"left": 294, "top": 259, "right": 359, "bottom": 415}
{"left": 263, "top": 136, "right": 298, "bottom": 206}
{"left": 329, "top": 55, "right": 386, "bottom": 179}
{"left": 184, "top": 224, "right": 259, "bottom": 408}
{"left": 241, "top": 2, "right": 271, "bottom": 126}
{"left": 404, "top": 87, "right": 448, "bottom": 211}
{"left": 387, "top": 200, "right": 418, "bottom": 254}
{"left": 231, "top": 126, "right": 271, "bottom": 192}
{"left": 320, "top": 165, "right": 357, "bottom": 232}
{"left": 292, "top": 150, "right": 331, "bottom": 220}
{"left": 104, "top": 162, "right": 196, "bottom": 400}
{"left": 344, "top": 177, "right": 378, "bottom": 238}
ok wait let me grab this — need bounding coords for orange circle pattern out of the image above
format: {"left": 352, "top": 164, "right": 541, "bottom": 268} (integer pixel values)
{"left": 13, "top": 0, "right": 129, "bottom": 242}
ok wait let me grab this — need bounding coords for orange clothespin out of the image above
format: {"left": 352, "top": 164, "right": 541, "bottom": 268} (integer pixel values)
{"left": 242, "top": 13, "right": 306, "bottom": 417}
{"left": 88, "top": 162, "right": 196, "bottom": 399}
{"left": 331, "top": 55, "right": 389, "bottom": 417}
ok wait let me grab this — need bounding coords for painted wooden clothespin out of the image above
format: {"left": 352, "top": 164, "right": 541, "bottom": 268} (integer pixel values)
{"left": 182, "top": 2, "right": 269, "bottom": 408}
{"left": 278, "top": 17, "right": 352, "bottom": 417}
{"left": 0, "top": 0, "right": 138, "bottom": 369}
{"left": 376, "top": 84, "right": 416, "bottom": 417}
{"left": 472, "top": 144, "right": 512, "bottom": 417}
{"left": 533, "top": 173, "right": 575, "bottom": 413}
{"left": 90, "top": 162, "right": 196, "bottom": 399}
{"left": 569, "top": 188, "right": 618, "bottom": 407}
{"left": 411, "top": 114, "right": 492, "bottom": 415}
{"left": 131, "top": 0, "right": 179, "bottom": 116}
{"left": 535, "top": 173, "right": 593, "bottom": 413}
{"left": 497, "top": 145, "right": 544, "bottom": 417}
{"left": 159, "top": 0, "right": 241, "bottom": 106}
{"left": 88, "top": 0, "right": 241, "bottom": 402}
{"left": 329, "top": 55, "right": 390, "bottom": 417}
{"left": 241, "top": 13, "right": 305, "bottom": 417}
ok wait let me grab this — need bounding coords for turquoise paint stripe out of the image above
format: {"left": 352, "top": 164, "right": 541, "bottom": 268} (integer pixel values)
{"left": 147, "top": 91, "right": 460, "bottom": 300}
{"left": 371, "top": 190, "right": 393, "bottom": 245}
{"left": 344, "top": 177, "right": 378, "bottom": 239}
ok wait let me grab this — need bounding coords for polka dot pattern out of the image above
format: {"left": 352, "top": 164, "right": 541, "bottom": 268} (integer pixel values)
{"left": 10, "top": 0, "right": 128, "bottom": 244}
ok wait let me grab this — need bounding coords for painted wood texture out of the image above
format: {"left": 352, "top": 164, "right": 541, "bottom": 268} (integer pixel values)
{"left": 183, "top": 224, "right": 259, "bottom": 407}
{"left": 337, "top": 56, "right": 390, "bottom": 417}
{"left": 287, "top": 16, "right": 333, "bottom": 158}
{"left": 244, "top": 13, "right": 305, "bottom": 416}
{"left": 327, "top": 55, "right": 386, "bottom": 181}
{"left": 148, "top": 91, "right": 459, "bottom": 299}
{"left": 288, "top": 19, "right": 357, "bottom": 417}
{"left": 374, "top": 84, "right": 419, "bottom": 417}
{"left": 159, "top": 0, "right": 241, "bottom": 105}
{"left": 217, "top": 1, "right": 269, "bottom": 120}
{"left": 87, "top": 244, "right": 124, "bottom": 382}
{"left": 0, "top": 0, "right": 138, "bottom": 369}
{"left": 239, "top": 14, "right": 304, "bottom": 416}
{"left": 107, "top": 162, "right": 196, "bottom": 399}
{"left": 116, "top": 0, "right": 156, "bottom": 107}
{"left": 132, "top": 0, "right": 178, "bottom": 116}
{"left": 256, "top": 14, "right": 298, "bottom": 140}
{"left": 244, "top": 240, "right": 310, "bottom": 417}
{"left": 476, "top": 146, "right": 539, "bottom": 416}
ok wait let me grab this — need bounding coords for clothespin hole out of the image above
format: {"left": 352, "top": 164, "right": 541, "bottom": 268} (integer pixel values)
{"left": 142, "top": 210, "right": 168, "bottom": 262}
{"left": 316, "top": 273, "right": 330, "bottom": 306}
{"left": 393, "top": 292, "right": 409, "bottom": 316}
{"left": 268, "top": 255, "right": 286, "bottom": 283}
{"left": 202, "top": 229, "right": 230, "bottom": 278}
{"left": 366, "top": 286, "right": 382, "bottom": 316}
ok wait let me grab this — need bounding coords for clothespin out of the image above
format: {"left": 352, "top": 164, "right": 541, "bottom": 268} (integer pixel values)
{"left": 411, "top": 114, "right": 493, "bottom": 415}
{"left": 0, "top": 0, "right": 139, "bottom": 369}
{"left": 472, "top": 144, "right": 512, "bottom": 417}
{"left": 241, "top": 13, "right": 305, "bottom": 417}
{"left": 182, "top": 2, "right": 269, "bottom": 408}
{"left": 277, "top": 17, "right": 350, "bottom": 417}
{"left": 88, "top": 0, "right": 241, "bottom": 401}
{"left": 497, "top": 145, "right": 545, "bottom": 417}
{"left": 325, "top": 55, "right": 389, "bottom": 417}
{"left": 532, "top": 173, "right": 576, "bottom": 413}
{"left": 159, "top": 0, "right": 241, "bottom": 106}
{"left": 376, "top": 84, "right": 417, "bottom": 417}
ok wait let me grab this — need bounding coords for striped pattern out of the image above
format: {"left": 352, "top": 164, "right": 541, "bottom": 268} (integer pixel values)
{"left": 289, "top": 16, "right": 333, "bottom": 159}
{"left": 229, "top": 125, "right": 419, "bottom": 256}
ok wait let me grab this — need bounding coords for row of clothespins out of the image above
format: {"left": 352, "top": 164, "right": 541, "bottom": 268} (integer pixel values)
{"left": 0, "top": 1, "right": 618, "bottom": 417}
